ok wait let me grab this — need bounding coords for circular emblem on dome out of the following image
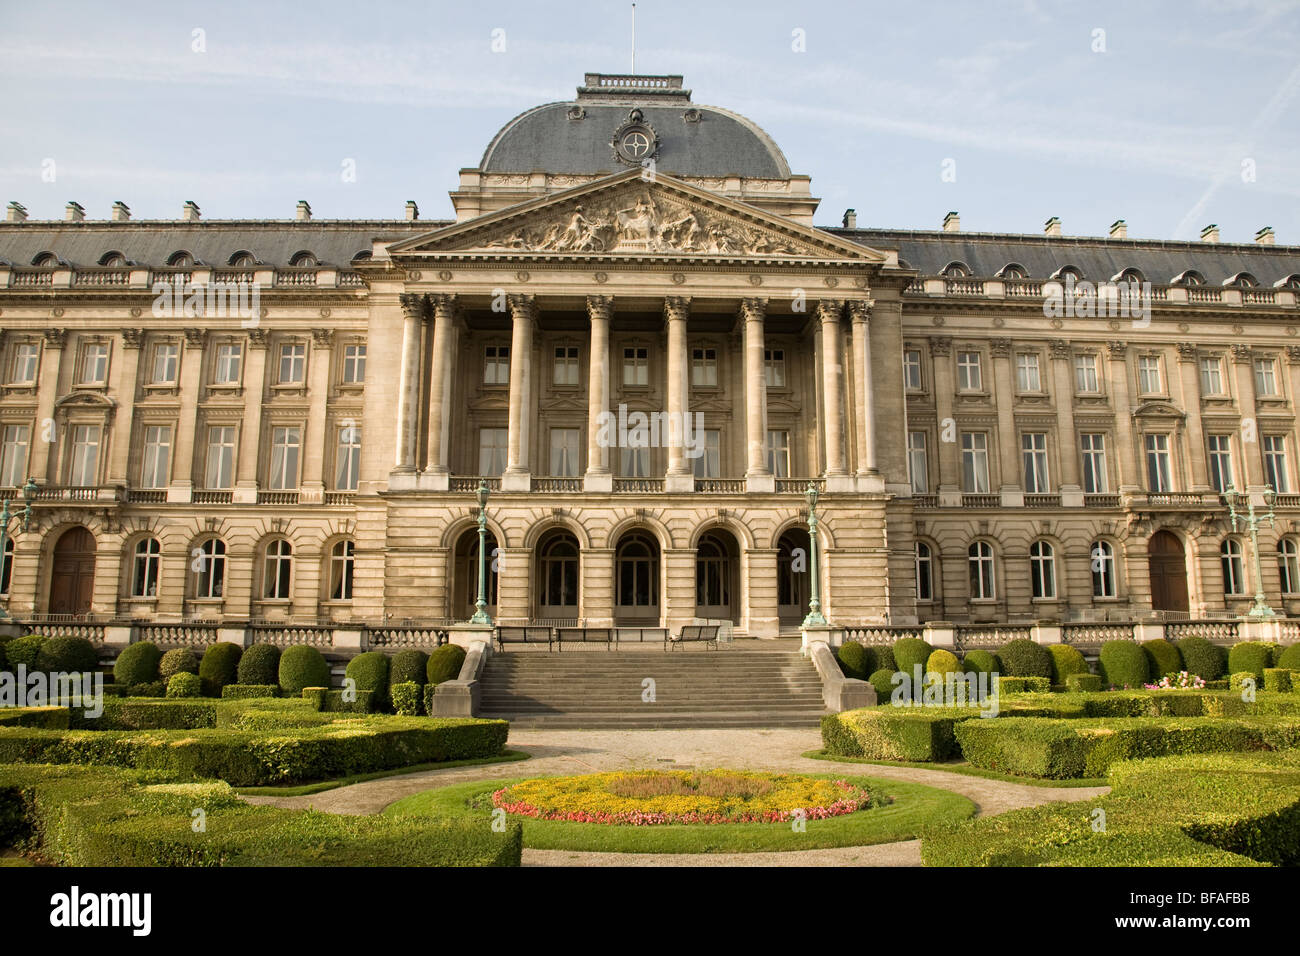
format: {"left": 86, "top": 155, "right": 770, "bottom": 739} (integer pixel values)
{"left": 611, "top": 109, "right": 659, "bottom": 167}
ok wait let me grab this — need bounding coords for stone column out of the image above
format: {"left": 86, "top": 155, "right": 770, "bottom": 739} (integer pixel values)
{"left": 818, "top": 299, "right": 850, "bottom": 488}
{"left": 32, "top": 329, "right": 66, "bottom": 482}
{"left": 1049, "top": 339, "right": 1082, "bottom": 505}
{"left": 168, "top": 328, "right": 205, "bottom": 503}
{"left": 424, "top": 294, "right": 458, "bottom": 489}
{"left": 585, "top": 295, "right": 613, "bottom": 492}
{"left": 1177, "top": 343, "right": 1209, "bottom": 491}
{"left": 106, "top": 329, "right": 142, "bottom": 484}
{"left": 742, "top": 298, "right": 772, "bottom": 492}
{"left": 234, "top": 329, "right": 269, "bottom": 503}
{"left": 848, "top": 300, "right": 878, "bottom": 478}
{"left": 1232, "top": 344, "right": 1266, "bottom": 490}
{"left": 990, "top": 337, "right": 1021, "bottom": 506}
{"left": 503, "top": 294, "right": 536, "bottom": 491}
{"left": 931, "top": 337, "right": 960, "bottom": 506}
{"left": 664, "top": 295, "right": 693, "bottom": 492}
{"left": 393, "top": 293, "right": 425, "bottom": 474}
{"left": 300, "top": 328, "right": 333, "bottom": 503}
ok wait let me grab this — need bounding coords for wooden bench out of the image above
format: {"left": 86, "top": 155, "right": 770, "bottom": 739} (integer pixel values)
{"left": 555, "top": 627, "right": 615, "bottom": 650}
{"left": 667, "top": 624, "right": 721, "bottom": 651}
{"left": 493, "top": 625, "right": 556, "bottom": 652}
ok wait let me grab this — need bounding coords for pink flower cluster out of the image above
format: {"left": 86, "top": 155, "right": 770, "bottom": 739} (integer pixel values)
{"left": 1144, "top": 670, "right": 1206, "bottom": 690}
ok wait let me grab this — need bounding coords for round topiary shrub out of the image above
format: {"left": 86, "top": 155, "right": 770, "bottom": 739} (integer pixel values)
{"left": 1175, "top": 636, "right": 1226, "bottom": 680}
{"left": 1141, "top": 639, "right": 1181, "bottom": 680}
{"left": 34, "top": 636, "right": 98, "bottom": 674}
{"left": 1228, "top": 642, "right": 1272, "bottom": 681}
{"left": 345, "top": 651, "right": 391, "bottom": 710}
{"left": 962, "top": 649, "right": 1000, "bottom": 676}
{"left": 892, "top": 637, "right": 933, "bottom": 675}
{"left": 868, "top": 668, "right": 897, "bottom": 700}
{"left": 158, "top": 647, "right": 199, "bottom": 682}
{"left": 1098, "top": 640, "right": 1150, "bottom": 689}
{"left": 5, "top": 634, "right": 47, "bottom": 670}
{"left": 1277, "top": 643, "right": 1300, "bottom": 671}
{"left": 837, "top": 641, "right": 870, "bottom": 680}
{"left": 114, "top": 641, "right": 162, "bottom": 687}
{"left": 1047, "top": 644, "right": 1089, "bottom": 684}
{"left": 237, "top": 643, "right": 281, "bottom": 685}
{"left": 278, "top": 645, "right": 331, "bottom": 697}
{"left": 388, "top": 648, "right": 429, "bottom": 688}
{"left": 166, "top": 671, "right": 202, "bottom": 698}
{"left": 871, "top": 644, "right": 896, "bottom": 673}
{"left": 925, "top": 648, "right": 961, "bottom": 678}
{"left": 998, "top": 638, "right": 1054, "bottom": 679}
{"left": 427, "top": 643, "right": 467, "bottom": 685}
{"left": 198, "top": 642, "right": 242, "bottom": 696}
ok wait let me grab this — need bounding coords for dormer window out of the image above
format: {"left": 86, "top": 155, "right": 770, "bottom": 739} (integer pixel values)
{"left": 289, "top": 251, "right": 319, "bottom": 267}
{"left": 167, "top": 251, "right": 194, "bottom": 268}
{"left": 941, "top": 261, "right": 971, "bottom": 278}
{"left": 98, "top": 251, "right": 127, "bottom": 268}
{"left": 31, "top": 252, "right": 58, "bottom": 267}
{"left": 228, "top": 251, "right": 257, "bottom": 268}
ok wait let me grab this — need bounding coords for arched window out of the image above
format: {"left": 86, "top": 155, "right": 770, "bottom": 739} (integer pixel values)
{"left": 1115, "top": 267, "right": 1145, "bottom": 286}
{"left": 289, "top": 250, "right": 319, "bottom": 267}
{"left": 1226, "top": 272, "right": 1259, "bottom": 288}
{"left": 1030, "top": 540, "right": 1056, "bottom": 599}
{"left": 1281, "top": 274, "right": 1300, "bottom": 292}
{"left": 1173, "top": 270, "right": 1205, "bottom": 287}
{"left": 329, "top": 539, "right": 355, "bottom": 601}
{"left": 998, "top": 263, "right": 1027, "bottom": 280}
{"left": 131, "top": 537, "right": 161, "bottom": 598}
{"left": 193, "top": 538, "right": 226, "bottom": 599}
{"left": 941, "top": 261, "right": 971, "bottom": 278}
{"left": 0, "top": 537, "right": 12, "bottom": 596}
{"left": 1278, "top": 539, "right": 1299, "bottom": 595}
{"left": 167, "top": 251, "right": 194, "bottom": 268}
{"left": 538, "top": 532, "right": 579, "bottom": 612}
{"left": 915, "top": 541, "right": 934, "bottom": 602}
{"left": 98, "top": 251, "right": 127, "bottom": 267}
{"left": 1091, "top": 540, "right": 1117, "bottom": 598}
{"left": 227, "top": 251, "right": 256, "bottom": 268}
{"left": 968, "top": 541, "right": 995, "bottom": 600}
{"left": 616, "top": 532, "right": 659, "bottom": 609}
{"left": 1221, "top": 538, "right": 1246, "bottom": 595}
{"left": 31, "top": 251, "right": 59, "bottom": 267}
{"left": 695, "top": 533, "right": 731, "bottom": 610}
{"left": 263, "top": 539, "right": 293, "bottom": 599}
{"left": 1054, "top": 265, "right": 1084, "bottom": 282}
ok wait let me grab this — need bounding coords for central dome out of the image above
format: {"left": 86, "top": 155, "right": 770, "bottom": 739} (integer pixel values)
{"left": 479, "top": 73, "right": 792, "bottom": 180}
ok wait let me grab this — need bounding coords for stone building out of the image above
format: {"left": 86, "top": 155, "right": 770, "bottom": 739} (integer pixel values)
{"left": 1, "top": 72, "right": 1299, "bottom": 636}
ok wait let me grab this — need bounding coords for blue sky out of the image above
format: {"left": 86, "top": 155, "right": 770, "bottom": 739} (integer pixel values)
{"left": 1, "top": 0, "right": 1297, "bottom": 243}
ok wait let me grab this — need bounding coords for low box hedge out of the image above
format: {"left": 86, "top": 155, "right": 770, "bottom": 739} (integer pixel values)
{"left": 1264, "top": 668, "right": 1294, "bottom": 693}
{"left": 822, "top": 708, "right": 966, "bottom": 761}
{"left": 325, "top": 689, "right": 375, "bottom": 713}
{"left": 1065, "top": 673, "right": 1101, "bottom": 693}
{"left": 220, "top": 684, "right": 279, "bottom": 700}
{"left": 0, "top": 707, "right": 71, "bottom": 730}
{"left": 996, "top": 676, "right": 1050, "bottom": 694}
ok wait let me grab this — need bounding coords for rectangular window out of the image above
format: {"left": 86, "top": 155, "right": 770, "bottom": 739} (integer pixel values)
{"left": 335, "top": 425, "right": 361, "bottom": 491}
{"left": 1254, "top": 357, "right": 1279, "bottom": 397}
{"left": 151, "top": 343, "right": 179, "bottom": 384}
{"left": 553, "top": 346, "right": 580, "bottom": 387}
{"left": 766, "top": 430, "right": 790, "bottom": 478}
{"left": 268, "top": 426, "right": 301, "bottom": 490}
{"left": 478, "top": 427, "right": 507, "bottom": 476}
{"left": 1021, "top": 432, "right": 1050, "bottom": 493}
{"left": 139, "top": 425, "right": 172, "bottom": 489}
{"left": 694, "top": 429, "right": 721, "bottom": 478}
{"left": 690, "top": 347, "right": 717, "bottom": 387}
{"left": 0, "top": 425, "right": 30, "bottom": 487}
{"left": 764, "top": 349, "right": 785, "bottom": 388}
{"left": 620, "top": 446, "right": 649, "bottom": 477}
{"left": 549, "top": 428, "right": 580, "bottom": 477}
{"left": 1200, "top": 356, "right": 1223, "bottom": 396}
{"left": 1145, "top": 433, "right": 1172, "bottom": 492}
{"left": 957, "top": 351, "right": 982, "bottom": 391}
{"left": 1080, "top": 433, "right": 1108, "bottom": 493}
{"left": 214, "top": 344, "right": 242, "bottom": 384}
{"left": 205, "top": 426, "right": 236, "bottom": 489}
{"left": 1015, "top": 352, "right": 1041, "bottom": 392}
{"left": 961, "top": 432, "right": 990, "bottom": 493}
{"left": 908, "top": 431, "right": 929, "bottom": 494}
{"left": 484, "top": 346, "right": 510, "bottom": 385}
{"left": 342, "top": 343, "right": 367, "bottom": 383}
{"left": 1074, "top": 354, "right": 1099, "bottom": 393}
{"left": 903, "top": 349, "right": 923, "bottom": 390}
{"left": 80, "top": 343, "right": 109, "bottom": 384}
{"left": 1263, "top": 435, "right": 1290, "bottom": 493}
{"left": 1138, "top": 355, "right": 1162, "bottom": 394}
{"left": 10, "top": 343, "right": 39, "bottom": 384}
{"left": 68, "top": 424, "right": 101, "bottom": 486}
{"left": 278, "top": 343, "right": 306, "bottom": 384}
{"left": 622, "top": 347, "right": 648, "bottom": 386}
{"left": 1207, "top": 435, "right": 1234, "bottom": 493}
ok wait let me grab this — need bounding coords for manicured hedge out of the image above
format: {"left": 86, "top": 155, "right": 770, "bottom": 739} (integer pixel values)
{"left": 423, "top": 683, "right": 437, "bottom": 716}
{"left": 1141, "top": 639, "right": 1182, "bottom": 679}
{"left": 1278, "top": 644, "right": 1300, "bottom": 671}
{"left": 996, "top": 676, "right": 1050, "bottom": 695}
{"left": 1065, "top": 673, "right": 1102, "bottom": 692}
{"left": 392, "top": 681, "right": 421, "bottom": 716}
{"left": 325, "top": 689, "right": 375, "bottom": 713}
{"left": 867, "top": 668, "right": 896, "bottom": 700}
{"left": 90, "top": 698, "right": 218, "bottom": 731}
{"left": 822, "top": 708, "right": 965, "bottom": 762}
{"left": 925, "top": 648, "right": 961, "bottom": 679}
{"left": 961, "top": 650, "right": 999, "bottom": 677}
{"left": 892, "top": 637, "right": 932, "bottom": 675}
{"left": 836, "top": 641, "right": 870, "bottom": 680}
{"left": 1047, "top": 644, "right": 1088, "bottom": 684}
{"left": 1099, "top": 640, "right": 1149, "bottom": 689}
{"left": 872, "top": 644, "right": 897, "bottom": 674}
{"left": 0, "top": 707, "right": 70, "bottom": 729}
{"left": 1175, "top": 636, "right": 1227, "bottom": 680}
{"left": 279, "top": 645, "right": 330, "bottom": 697}
{"left": 114, "top": 642, "right": 162, "bottom": 687}
{"left": 237, "top": 643, "right": 281, "bottom": 685}
{"left": 127, "top": 680, "right": 165, "bottom": 698}
{"left": 159, "top": 648, "right": 199, "bottom": 681}
{"left": 166, "top": 672, "right": 202, "bottom": 698}
{"left": 997, "top": 639, "right": 1053, "bottom": 679}
{"left": 199, "top": 642, "right": 242, "bottom": 696}
{"left": 6, "top": 635, "right": 47, "bottom": 670}
{"left": 1265, "top": 668, "right": 1294, "bottom": 693}
{"left": 1229, "top": 642, "right": 1273, "bottom": 682}
{"left": 221, "top": 684, "right": 278, "bottom": 700}
{"left": 346, "top": 652, "right": 391, "bottom": 710}
{"left": 427, "top": 644, "right": 466, "bottom": 685}
{"left": 34, "top": 636, "right": 98, "bottom": 674}
{"left": 389, "top": 649, "right": 429, "bottom": 688}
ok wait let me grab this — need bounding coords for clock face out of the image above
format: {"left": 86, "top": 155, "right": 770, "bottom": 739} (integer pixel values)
{"left": 613, "top": 123, "right": 657, "bottom": 164}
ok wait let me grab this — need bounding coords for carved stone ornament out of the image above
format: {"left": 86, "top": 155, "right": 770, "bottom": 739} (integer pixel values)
{"left": 611, "top": 109, "right": 659, "bottom": 167}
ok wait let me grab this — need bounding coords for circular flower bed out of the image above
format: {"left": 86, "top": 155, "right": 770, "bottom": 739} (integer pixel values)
{"left": 492, "top": 770, "right": 872, "bottom": 825}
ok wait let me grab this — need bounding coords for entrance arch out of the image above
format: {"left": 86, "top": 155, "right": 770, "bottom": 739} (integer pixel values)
{"left": 1148, "top": 530, "right": 1189, "bottom": 613}
{"left": 777, "top": 528, "right": 811, "bottom": 627}
{"left": 695, "top": 529, "right": 739, "bottom": 622}
{"left": 614, "top": 530, "right": 660, "bottom": 624}
{"left": 49, "top": 526, "right": 96, "bottom": 616}
{"left": 535, "top": 529, "right": 580, "bottom": 622}
{"left": 453, "top": 528, "right": 498, "bottom": 620}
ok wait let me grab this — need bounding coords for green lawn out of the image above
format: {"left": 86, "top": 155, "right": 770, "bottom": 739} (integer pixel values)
{"left": 384, "top": 772, "right": 975, "bottom": 853}
{"left": 236, "top": 749, "right": 532, "bottom": 796}
{"left": 800, "top": 749, "right": 1107, "bottom": 788}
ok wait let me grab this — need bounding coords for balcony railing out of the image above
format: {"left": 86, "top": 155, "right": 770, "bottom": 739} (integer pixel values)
{"left": 944, "top": 278, "right": 985, "bottom": 296}
{"left": 1084, "top": 494, "right": 1120, "bottom": 508}
{"left": 531, "top": 477, "right": 583, "bottom": 492}
{"left": 910, "top": 494, "right": 938, "bottom": 508}
{"left": 257, "top": 491, "right": 299, "bottom": 505}
{"left": 1023, "top": 493, "right": 1060, "bottom": 508}
{"left": 193, "top": 490, "right": 233, "bottom": 505}
{"left": 74, "top": 269, "right": 129, "bottom": 287}
{"left": 695, "top": 479, "right": 746, "bottom": 493}
{"left": 961, "top": 494, "right": 1000, "bottom": 508}
{"left": 125, "top": 489, "right": 167, "bottom": 504}
{"left": 775, "top": 478, "right": 825, "bottom": 494}
{"left": 449, "top": 477, "right": 500, "bottom": 493}
{"left": 613, "top": 478, "right": 665, "bottom": 493}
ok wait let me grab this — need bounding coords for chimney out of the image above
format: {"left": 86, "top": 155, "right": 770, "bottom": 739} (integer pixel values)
{"left": 842, "top": 208, "right": 857, "bottom": 229}
{"left": 1044, "top": 217, "right": 1062, "bottom": 237}
{"left": 6, "top": 201, "right": 28, "bottom": 222}
{"left": 296, "top": 200, "right": 312, "bottom": 221}
{"left": 1200, "top": 224, "right": 1219, "bottom": 242}
{"left": 65, "top": 201, "right": 85, "bottom": 222}
{"left": 405, "top": 200, "right": 419, "bottom": 221}
{"left": 1256, "top": 226, "right": 1275, "bottom": 246}
{"left": 942, "top": 211, "right": 960, "bottom": 233}
{"left": 182, "top": 200, "right": 201, "bottom": 222}
{"left": 111, "top": 201, "right": 131, "bottom": 221}
{"left": 1109, "top": 219, "right": 1127, "bottom": 239}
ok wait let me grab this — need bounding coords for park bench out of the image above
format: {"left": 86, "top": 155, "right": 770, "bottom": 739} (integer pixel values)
{"left": 666, "top": 624, "right": 721, "bottom": 651}
{"left": 615, "top": 626, "right": 669, "bottom": 647}
{"left": 493, "top": 625, "right": 556, "bottom": 652}
{"left": 555, "top": 626, "right": 616, "bottom": 650}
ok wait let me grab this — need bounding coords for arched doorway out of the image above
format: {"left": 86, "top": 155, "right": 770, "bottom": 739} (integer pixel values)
{"left": 535, "top": 529, "right": 580, "bottom": 623}
{"left": 49, "top": 526, "right": 96, "bottom": 616}
{"left": 695, "top": 529, "right": 739, "bottom": 622}
{"left": 614, "top": 530, "right": 659, "bottom": 624}
{"left": 453, "top": 528, "right": 498, "bottom": 620}
{"left": 777, "top": 528, "right": 811, "bottom": 627}
{"left": 1148, "top": 530, "right": 1189, "bottom": 613}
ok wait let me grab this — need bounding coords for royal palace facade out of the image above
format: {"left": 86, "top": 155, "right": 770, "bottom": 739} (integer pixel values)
{"left": 2, "top": 73, "right": 1300, "bottom": 636}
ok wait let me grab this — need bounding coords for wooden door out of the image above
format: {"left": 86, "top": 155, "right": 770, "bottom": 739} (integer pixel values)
{"left": 49, "top": 526, "right": 96, "bottom": 616}
{"left": 1148, "top": 530, "right": 1189, "bottom": 612}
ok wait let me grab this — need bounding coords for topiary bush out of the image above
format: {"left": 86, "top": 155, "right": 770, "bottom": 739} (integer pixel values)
{"left": 872, "top": 644, "right": 897, "bottom": 674}
{"left": 1142, "top": 639, "right": 1181, "bottom": 680}
{"left": 389, "top": 649, "right": 429, "bottom": 688}
{"left": 345, "top": 651, "right": 391, "bottom": 711}
{"left": 1228, "top": 642, "right": 1272, "bottom": 682}
{"left": 998, "top": 638, "right": 1054, "bottom": 679}
{"left": 1277, "top": 644, "right": 1300, "bottom": 671}
{"left": 892, "top": 637, "right": 933, "bottom": 675}
{"left": 926, "top": 648, "right": 962, "bottom": 679}
{"left": 1098, "top": 640, "right": 1150, "bottom": 689}
{"left": 127, "top": 680, "right": 166, "bottom": 698}
{"left": 166, "top": 672, "right": 202, "bottom": 698}
{"left": 114, "top": 641, "right": 162, "bottom": 687}
{"left": 391, "top": 681, "right": 422, "bottom": 716}
{"left": 6, "top": 635, "right": 48, "bottom": 670}
{"left": 278, "top": 645, "right": 331, "bottom": 697}
{"left": 427, "top": 644, "right": 466, "bottom": 685}
{"left": 159, "top": 647, "right": 199, "bottom": 682}
{"left": 1263, "top": 668, "right": 1293, "bottom": 693}
{"left": 962, "top": 649, "right": 1000, "bottom": 677}
{"left": 868, "top": 668, "right": 897, "bottom": 700}
{"left": 1229, "top": 672, "right": 1256, "bottom": 692}
{"left": 237, "top": 643, "right": 281, "bottom": 685}
{"left": 1066, "top": 673, "right": 1102, "bottom": 692}
{"left": 1047, "top": 644, "right": 1089, "bottom": 684}
{"left": 1176, "top": 636, "right": 1227, "bottom": 681}
{"left": 837, "top": 641, "right": 870, "bottom": 680}
{"left": 198, "top": 642, "right": 242, "bottom": 696}
{"left": 34, "top": 636, "right": 98, "bottom": 674}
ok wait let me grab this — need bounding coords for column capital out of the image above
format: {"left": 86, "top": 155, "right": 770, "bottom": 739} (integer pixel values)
{"left": 1286, "top": 345, "right": 1300, "bottom": 365}
{"left": 929, "top": 335, "right": 952, "bottom": 357}
{"left": 399, "top": 292, "right": 427, "bottom": 320}
{"left": 430, "top": 292, "right": 459, "bottom": 318}
{"left": 43, "top": 328, "right": 67, "bottom": 348}
{"left": 120, "top": 328, "right": 144, "bottom": 349}
{"left": 816, "top": 299, "right": 844, "bottom": 323}
{"left": 310, "top": 328, "right": 334, "bottom": 350}
{"left": 1048, "top": 338, "right": 1071, "bottom": 360}
{"left": 507, "top": 293, "right": 538, "bottom": 323}
{"left": 989, "top": 337, "right": 1012, "bottom": 359}
{"left": 248, "top": 327, "right": 270, "bottom": 349}
{"left": 663, "top": 295, "right": 691, "bottom": 323}
{"left": 1175, "top": 342, "right": 1198, "bottom": 363}
{"left": 586, "top": 294, "right": 614, "bottom": 322}
{"left": 1231, "top": 343, "right": 1254, "bottom": 365}
{"left": 739, "top": 297, "right": 767, "bottom": 322}
{"left": 1107, "top": 340, "right": 1128, "bottom": 358}
{"left": 183, "top": 328, "right": 206, "bottom": 348}
{"left": 846, "top": 299, "right": 873, "bottom": 323}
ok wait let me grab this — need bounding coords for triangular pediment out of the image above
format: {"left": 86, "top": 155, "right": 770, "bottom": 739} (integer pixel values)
{"left": 387, "top": 170, "right": 886, "bottom": 262}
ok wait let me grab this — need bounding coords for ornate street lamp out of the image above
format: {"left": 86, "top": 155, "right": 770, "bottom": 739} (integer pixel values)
{"left": 1223, "top": 484, "right": 1278, "bottom": 620}
{"left": 469, "top": 478, "right": 493, "bottom": 626}
{"left": 0, "top": 477, "right": 38, "bottom": 622}
{"left": 802, "top": 482, "right": 827, "bottom": 627}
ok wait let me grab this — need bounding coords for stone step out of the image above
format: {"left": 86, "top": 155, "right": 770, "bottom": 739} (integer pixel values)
{"left": 494, "top": 712, "right": 828, "bottom": 729}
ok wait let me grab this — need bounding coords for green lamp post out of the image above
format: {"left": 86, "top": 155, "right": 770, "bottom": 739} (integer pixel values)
{"left": 1223, "top": 484, "right": 1278, "bottom": 620}
{"left": 0, "top": 477, "right": 38, "bottom": 621}
{"left": 802, "top": 482, "right": 827, "bottom": 627}
{"left": 469, "top": 479, "right": 493, "bottom": 626}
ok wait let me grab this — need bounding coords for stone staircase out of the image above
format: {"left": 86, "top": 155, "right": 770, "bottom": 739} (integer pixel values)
{"left": 477, "top": 648, "right": 828, "bottom": 728}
